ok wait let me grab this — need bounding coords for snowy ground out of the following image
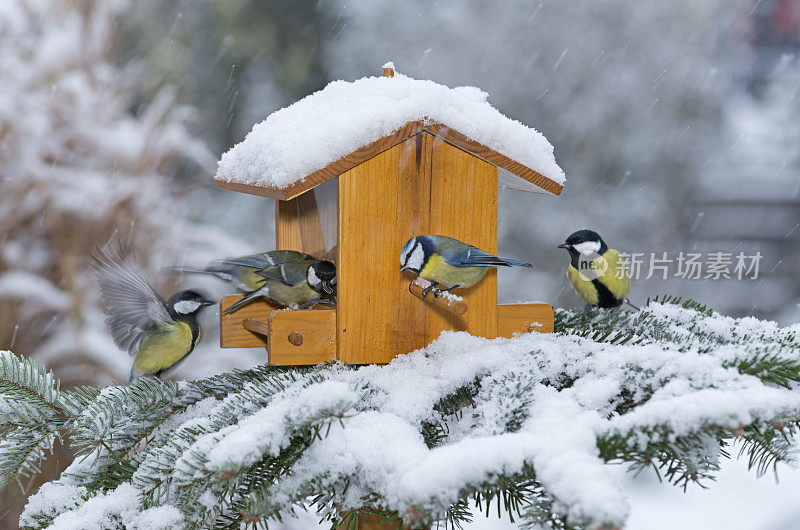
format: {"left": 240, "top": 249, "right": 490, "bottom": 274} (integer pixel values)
{"left": 621, "top": 459, "right": 800, "bottom": 530}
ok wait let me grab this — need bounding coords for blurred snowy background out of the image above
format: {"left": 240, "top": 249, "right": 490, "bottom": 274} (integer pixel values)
{"left": 1, "top": 0, "right": 799, "bottom": 527}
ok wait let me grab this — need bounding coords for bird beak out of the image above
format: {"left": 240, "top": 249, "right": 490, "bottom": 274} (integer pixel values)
{"left": 557, "top": 243, "right": 572, "bottom": 250}
{"left": 201, "top": 298, "right": 215, "bottom": 307}
{"left": 322, "top": 283, "right": 334, "bottom": 295}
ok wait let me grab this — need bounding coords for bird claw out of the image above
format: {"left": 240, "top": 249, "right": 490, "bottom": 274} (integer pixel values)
{"left": 298, "top": 297, "right": 337, "bottom": 310}
{"left": 624, "top": 298, "right": 641, "bottom": 311}
{"left": 420, "top": 282, "right": 439, "bottom": 301}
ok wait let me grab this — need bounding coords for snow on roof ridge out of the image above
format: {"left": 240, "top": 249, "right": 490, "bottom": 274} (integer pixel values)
{"left": 215, "top": 72, "right": 565, "bottom": 190}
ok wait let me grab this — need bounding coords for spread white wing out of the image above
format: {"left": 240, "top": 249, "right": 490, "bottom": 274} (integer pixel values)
{"left": 91, "top": 240, "right": 172, "bottom": 355}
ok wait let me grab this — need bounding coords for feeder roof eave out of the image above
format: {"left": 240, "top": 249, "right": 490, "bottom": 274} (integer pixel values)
{"left": 214, "top": 121, "right": 564, "bottom": 201}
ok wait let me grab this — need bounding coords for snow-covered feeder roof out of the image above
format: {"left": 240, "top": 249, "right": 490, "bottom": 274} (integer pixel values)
{"left": 215, "top": 71, "right": 565, "bottom": 200}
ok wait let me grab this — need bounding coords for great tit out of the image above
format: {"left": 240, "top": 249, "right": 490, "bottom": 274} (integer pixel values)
{"left": 163, "top": 250, "right": 314, "bottom": 293}
{"left": 400, "top": 235, "right": 532, "bottom": 298}
{"left": 558, "top": 229, "right": 632, "bottom": 312}
{"left": 223, "top": 259, "right": 337, "bottom": 314}
{"left": 91, "top": 241, "right": 214, "bottom": 382}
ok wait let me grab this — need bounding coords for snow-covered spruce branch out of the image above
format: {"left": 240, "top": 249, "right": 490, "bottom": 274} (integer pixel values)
{"left": 8, "top": 297, "right": 800, "bottom": 529}
{"left": 0, "top": 352, "right": 89, "bottom": 491}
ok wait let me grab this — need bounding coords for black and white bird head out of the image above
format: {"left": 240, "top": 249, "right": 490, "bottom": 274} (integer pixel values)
{"left": 558, "top": 229, "right": 608, "bottom": 257}
{"left": 399, "top": 236, "right": 432, "bottom": 274}
{"left": 307, "top": 260, "right": 336, "bottom": 294}
{"left": 167, "top": 290, "right": 214, "bottom": 317}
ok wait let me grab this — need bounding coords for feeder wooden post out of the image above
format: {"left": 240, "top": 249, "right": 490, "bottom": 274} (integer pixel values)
{"left": 335, "top": 512, "right": 427, "bottom": 530}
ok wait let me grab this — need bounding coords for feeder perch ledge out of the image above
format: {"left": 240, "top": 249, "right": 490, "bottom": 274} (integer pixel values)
{"left": 242, "top": 318, "right": 304, "bottom": 346}
{"left": 409, "top": 278, "right": 467, "bottom": 316}
{"left": 242, "top": 318, "right": 269, "bottom": 336}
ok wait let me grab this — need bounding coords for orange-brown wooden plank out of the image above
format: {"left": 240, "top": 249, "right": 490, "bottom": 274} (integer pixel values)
{"left": 268, "top": 309, "right": 336, "bottom": 365}
{"left": 276, "top": 199, "right": 303, "bottom": 252}
{"left": 337, "top": 135, "right": 431, "bottom": 364}
{"left": 216, "top": 121, "right": 427, "bottom": 200}
{"left": 296, "top": 191, "right": 327, "bottom": 257}
{"left": 497, "top": 303, "right": 554, "bottom": 336}
{"left": 215, "top": 121, "right": 563, "bottom": 199}
{"left": 423, "top": 124, "right": 563, "bottom": 196}
{"left": 219, "top": 295, "right": 284, "bottom": 348}
{"left": 425, "top": 137, "right": 498, "bottom": 343}
{"left": 215, "top": 179, "right": 291, "bottom": 200}
{"left": 336, "top": 513, "right": 409, "bottom": 530}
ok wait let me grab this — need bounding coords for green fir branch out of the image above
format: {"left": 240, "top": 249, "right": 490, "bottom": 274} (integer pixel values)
{"left": 8, "top": 298, "right": 800, "bottom": 529}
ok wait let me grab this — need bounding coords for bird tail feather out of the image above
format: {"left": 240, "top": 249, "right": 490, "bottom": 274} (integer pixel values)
{"left": 498, "top": 257, "right": 533, "bottom": 268}
{"left": 469, "top": 257, "right": 533, "bottom": 268}
{"left": 161, "top": 265, "right": 232, "bottom": 281}
{"left": 223, "top": 287, "right": 267, "bottom": 314}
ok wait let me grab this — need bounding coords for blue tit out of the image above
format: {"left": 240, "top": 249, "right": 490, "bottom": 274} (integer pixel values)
{"left": 223, "top": 259, "right": 336, "bottom": 314}
{"left": 91, "top": 241, "right": 214, "bottom": 382}
{"left": 399, "top": 235, "right": 532, "bottom": 298}
{"left": 558, "top": 229, "right": 632, "bottom": 312}
{"left": 163, "top": 250, "right": 314, "bottom": 293}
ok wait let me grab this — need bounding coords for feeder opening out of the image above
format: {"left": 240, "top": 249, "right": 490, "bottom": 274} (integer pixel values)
{"left": 276, "top": 177, "right": 338, "bottom": 260}
{"left": 313, "top": 177, "right": 338, "bottom": 259}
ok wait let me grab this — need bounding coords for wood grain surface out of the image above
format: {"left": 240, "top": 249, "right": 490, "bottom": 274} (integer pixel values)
{"left": 497, "top": 303, "right": 555, "bottom": 335}
{"left": 423, "top": 124, "right": 563, "bottom": 195}
{"left": 336, "top": 512, "right": 409, "bottom": 530}
{"left": 219, "top": 295, "right": 283, "bottom": 348}
{"left": 337, "top": 135, "right": 432, "bottom": 363}
{"left": 267, "top": 309, "right": 336, "bottom": 365}
{"left": 275, "top": 199, "right": 303, "bottom": 253}
{"left": 423, "top": 137, "right": 498, "bottom": 344}
{"left": 296, "top": 191, "right": 326, "bottom": 257}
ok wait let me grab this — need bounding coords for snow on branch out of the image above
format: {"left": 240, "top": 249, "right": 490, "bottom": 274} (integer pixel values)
{"left": 9, "top": 298, "right": 800, "bottom": 529}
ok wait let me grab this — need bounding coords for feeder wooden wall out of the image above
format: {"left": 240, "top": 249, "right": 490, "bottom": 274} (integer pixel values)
{"left": 219, "top": 130, "right": 554, "bottom": 365}
{"left": 338, "top": 133, "right": 497, "bottom": 363}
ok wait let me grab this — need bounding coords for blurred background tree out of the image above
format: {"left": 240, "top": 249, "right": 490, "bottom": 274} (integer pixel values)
{"left": 1, "top": 0, "right": 799, "bottom": 527}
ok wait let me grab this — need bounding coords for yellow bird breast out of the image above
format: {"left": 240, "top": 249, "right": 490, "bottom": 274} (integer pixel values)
{"left": 566, "top": 249, "right": 631, "bottom": 307}
{"left": 419, "top": 254, "right": 487, "bottom": 288}
{"left": 567, "top": 265, "right": 599, "bottom": 305}
{"left": 133, "top": 321, "right": 194, "bottom": 375}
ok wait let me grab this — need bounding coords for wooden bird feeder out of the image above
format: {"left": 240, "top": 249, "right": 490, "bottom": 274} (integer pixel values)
{"left": 215, "top": 65, "right": 564, "bottom": 366}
